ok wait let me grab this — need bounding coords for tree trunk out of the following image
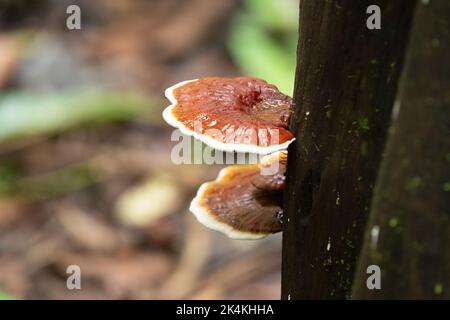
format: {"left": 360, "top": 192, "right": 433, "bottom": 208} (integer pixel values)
{"left": 352, "top": 0, "right": 450, "bottom": 299}
{"left": 281, "top": 0, "right": 416, "bottom": 299}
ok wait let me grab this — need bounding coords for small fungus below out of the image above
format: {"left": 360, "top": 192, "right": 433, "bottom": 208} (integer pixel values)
{"left": 163, "top": 77, "right": 295, "bottom": 154}
{"left": 189, "top": 151, "right": 287, "bottom": 239}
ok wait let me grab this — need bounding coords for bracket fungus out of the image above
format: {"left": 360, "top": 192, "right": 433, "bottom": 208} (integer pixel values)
{"left": 189, "top": 151, "right": 287, "bottom": 239}
{"left": 163, "top": 77, "right": 295, "bottom": 154}
{"left": 163, "top": 77, "right": 293, "bottom": 239}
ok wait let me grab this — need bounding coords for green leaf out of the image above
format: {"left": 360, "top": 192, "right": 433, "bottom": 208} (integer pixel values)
{"left": 0, "top": 89, "right": 155, "bottom": 143}
{"left": 244, "top": 0, "right": 298, "bottom": 31}
{"left": 228, "top": 15, "right": 296, "bottom": 95}
{"left": 0, "top": 291, "right": 19, "bottom": 300}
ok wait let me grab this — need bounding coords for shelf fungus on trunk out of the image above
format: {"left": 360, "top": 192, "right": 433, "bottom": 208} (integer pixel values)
{"left": 163, "top": 77, "right": 293, "bottom": 239}
{"left": 163, "top": 77, "right": 295, "bottom": 155}
{"left": 189, "top": 151, "right": 287, "bottom": 239}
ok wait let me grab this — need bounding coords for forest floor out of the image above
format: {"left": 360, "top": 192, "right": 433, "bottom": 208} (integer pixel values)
{"left": 0, "top": 0, "right": 282, "bottom": 299}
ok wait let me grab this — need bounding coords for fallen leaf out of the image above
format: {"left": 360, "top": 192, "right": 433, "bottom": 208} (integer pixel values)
{"left": 115, "top": 174, "right": 181, "bottom": 227}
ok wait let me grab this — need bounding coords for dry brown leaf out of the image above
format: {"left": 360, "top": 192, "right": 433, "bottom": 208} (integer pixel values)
{"left": 114, "top": 174, "right": 181, "bottom": 227}
{"left": 58, "top": 205, "right": 125, "bottom": 252}
{"left": 158, "top": 213, "right": 210, "bottom": 299}
{"left": 0, "top": 34, "right": 20, "bottom": 89}
{"left": 56, "top": 250, "right": 174, "bottom": 299}
{"left": 0, "top": 197, "right": 27, "bottom": 225}
{"left": 0, "top": 258, "right": 29, "bottom": 297}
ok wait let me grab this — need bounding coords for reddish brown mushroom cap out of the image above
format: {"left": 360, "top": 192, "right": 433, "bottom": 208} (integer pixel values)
{"left": 252, "top": 151, "right": 287, "bottom": 191}
{"left": 163, "top": 77, "right": 295, "bottom": 154}
{"left": 189, "top": 151, "right": 287, "bottom": 239}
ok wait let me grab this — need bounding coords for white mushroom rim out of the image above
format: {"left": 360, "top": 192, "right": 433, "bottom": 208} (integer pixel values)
{"left": 163, "top": 79, "right": 296, "bottom": 155}
{"left": 189, "top": 165, "right": 270, "bottom": 240}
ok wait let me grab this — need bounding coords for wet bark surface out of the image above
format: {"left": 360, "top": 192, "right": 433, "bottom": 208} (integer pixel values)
{"left": 282, "top": 0, "right": 416, "bottom": 299}
{"left": 352, "top": 0, "right": 450, "bottom": 299}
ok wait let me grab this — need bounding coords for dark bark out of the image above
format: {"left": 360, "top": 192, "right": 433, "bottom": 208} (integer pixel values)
{"left": 281, "top": 1, "right": 416, "bottom": 299}
{"left": 352, "top": 0, "right": 450, "bottom": 299}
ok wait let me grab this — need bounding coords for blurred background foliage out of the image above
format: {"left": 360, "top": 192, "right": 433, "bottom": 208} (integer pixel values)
{"left": 229, "top": 0, "right": 298, "bottom": 95}
{"left": 0, "top": 0, "right": 297, "bottom": 299}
